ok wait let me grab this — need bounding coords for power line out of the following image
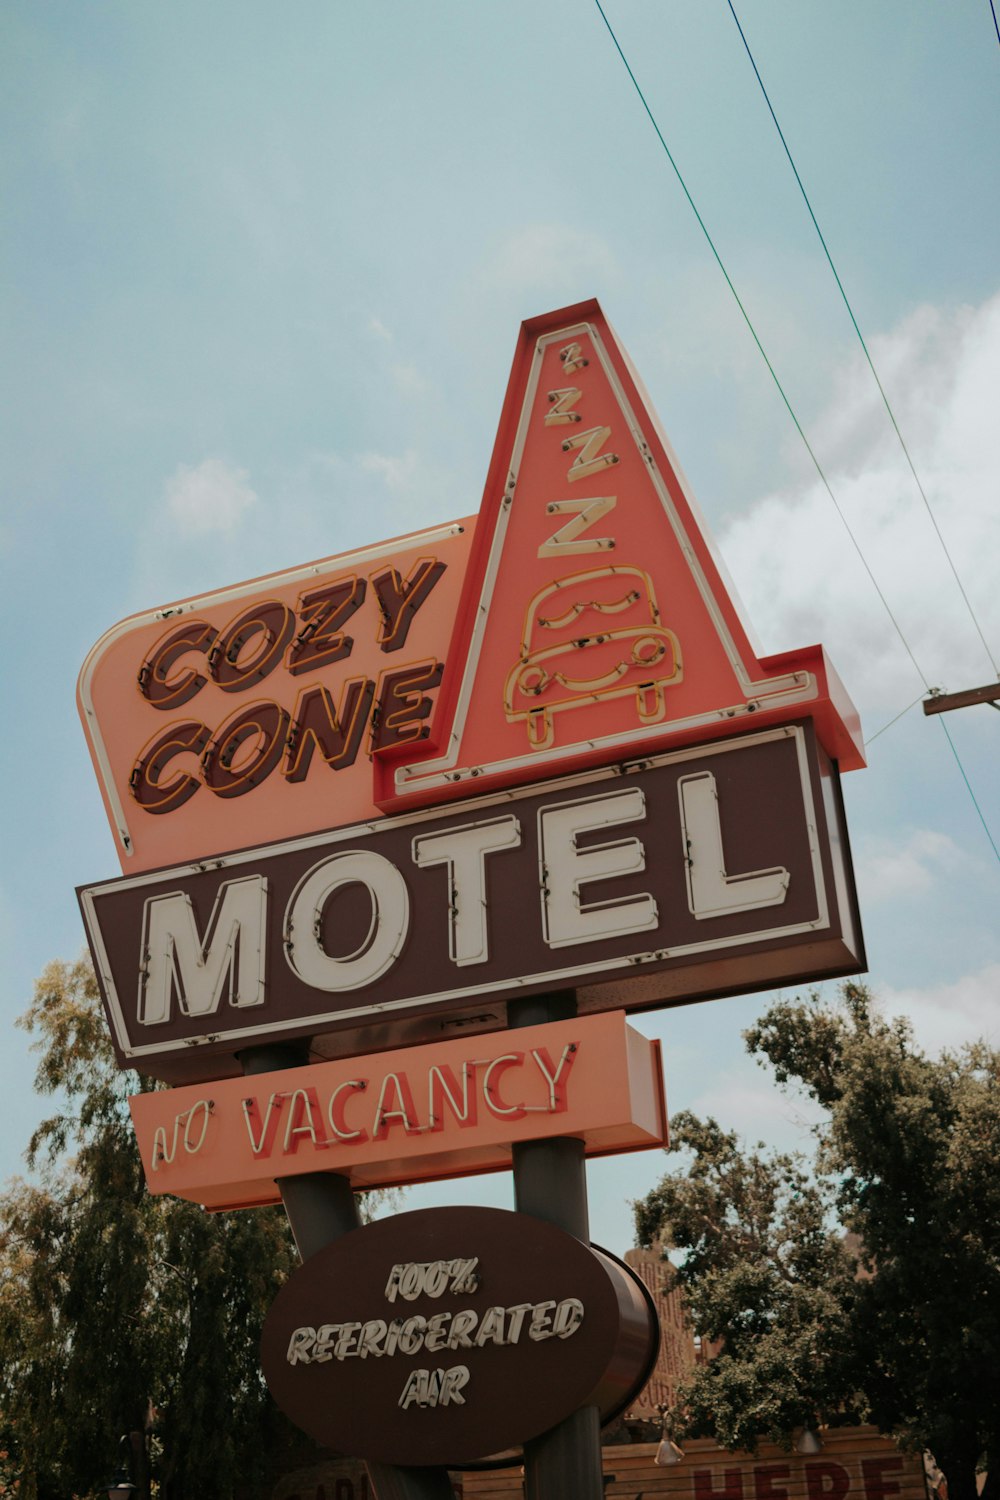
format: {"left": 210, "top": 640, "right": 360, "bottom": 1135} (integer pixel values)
{"left": 592, "top": 0, "right": 930, "bottom": 694}
{"left": 863, "top": 693, "right": 926, "bottom": 750}
{"left": 725, "top": 0, "right": 999, "bottom": 681}
{"left": 592, "top": 0, "right": 1000, "bottom": 868}
{"left": 937, "top": 716, "right": 1000, "bottom": 863}
{"left": 990, "top": 0, "right": 1000, "bottom": 50}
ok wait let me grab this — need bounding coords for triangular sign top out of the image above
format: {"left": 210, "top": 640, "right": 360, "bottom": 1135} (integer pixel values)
{"left": 378, "top": 299, "right": 863, "bottom": 809}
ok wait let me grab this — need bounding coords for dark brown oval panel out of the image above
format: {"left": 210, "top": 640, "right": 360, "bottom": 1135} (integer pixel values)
{"left": 260, "top": 1205, "right": 658, "bottom": 1468}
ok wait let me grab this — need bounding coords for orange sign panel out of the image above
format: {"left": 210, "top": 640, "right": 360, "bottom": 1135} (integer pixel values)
{"left": 78, "top": 520, "right": 473, "bottom": 872}
{"left": 127, "top": 1012, "right": 666, "bottom": 1210}
{"left": 381, "top": 300, "right": 863, "bottom": 811}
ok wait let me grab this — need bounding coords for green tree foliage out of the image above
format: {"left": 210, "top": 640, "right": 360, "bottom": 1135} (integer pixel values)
{"left": 633, "top": 1111, "right": 862, "bottom": 1453}
{"left": 635, "top": 983, "right": 1000, "bottom": 1500}
{"left": 0, "top": 956, "right": 305, "bottom": 1500}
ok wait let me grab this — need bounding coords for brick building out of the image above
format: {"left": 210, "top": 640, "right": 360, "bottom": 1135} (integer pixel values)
{"left": 624, "top": 1246, "right": 704, "bottom": 1415}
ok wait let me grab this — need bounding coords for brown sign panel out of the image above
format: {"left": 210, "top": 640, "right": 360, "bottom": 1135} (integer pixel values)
{"left": 79, "top": 721, "right": 863, "bottom": 1085}
{"left": 259, "top": 1206, "right": 658, "bottom": 1468}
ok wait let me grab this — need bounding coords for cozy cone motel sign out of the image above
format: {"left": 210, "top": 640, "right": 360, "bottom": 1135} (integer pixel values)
{"left": 77, "top": 301, "right": 865, "bottom": 1459}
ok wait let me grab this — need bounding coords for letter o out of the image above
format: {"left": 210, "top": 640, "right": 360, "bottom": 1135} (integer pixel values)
{"left": 285, "top": 850, "right": 410, "bottom": 992}
{"left": 201, "top": 701, "right": 290, "bottom": 799}
{"left": 209, "top": 600, "right": 294, "bottom": 692}
{"left": 424, "top": 1262, "right": 450, "bottom": 1299}
{"left": 400, "top": 1264, "right": 424, "bottom": 1301}
{"left": 182, "top": 1100, "right": 212, "bottom": 1155}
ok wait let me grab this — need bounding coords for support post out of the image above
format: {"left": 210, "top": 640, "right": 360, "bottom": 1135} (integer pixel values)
{"left": 240, "top": 1043, "right": 455, "bottom": 1500}
{"left": 508, "top": 992, "right": 606, "bottom": 1500}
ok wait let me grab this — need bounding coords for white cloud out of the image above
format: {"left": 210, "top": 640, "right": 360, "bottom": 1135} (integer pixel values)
{"left": 719, "top": 292, "right": 1000, "bottom": 721}
{"left": 369, "top": 316, "right": 392, "bottom": 342}
{"left": 358, "top": 448, "right": 422, "bottom": 494}
{"left": 485, "top": 224, "right": 618, "bottom": 294}
{"left": 689, "top": 1070, "right": 825, "bottom": 1151}
{"left": 391, "top": 362, "right": 429, "bottom": 396}
{"left": 879, "top": 962, "right": 1000, "bottom": 1053}
{"left": 855, "top": 828, "right": 965, "bottom": 906}
{"left": 164, "top": 458, "right": 258, "bottom": 536}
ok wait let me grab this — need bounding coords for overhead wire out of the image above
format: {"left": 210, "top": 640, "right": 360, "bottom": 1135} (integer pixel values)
{"left": 990, "top": 0, "right": 1000, "bottom": 50}
{"left": 725, "top": 0, "right": 998, "bottom": 681}
{"left": 592, "top": 0, "right": 930, "bottom": 696}
{"left": 863, "top": 693, "right": 926, "bottom": 750}
{"left": 938, "top": 716, "right": 1000, "bottom": 862}
{"left": 592, "top": 0, "right": 999, "bottom": 865}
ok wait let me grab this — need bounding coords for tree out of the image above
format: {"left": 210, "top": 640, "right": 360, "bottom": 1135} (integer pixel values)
{"left": 635, "top": 983, "right": 1000, "bottom": 1500}
{"left": 633, "top": 1111, "right": 863, "bottom": 1452}
{"left": 0, "top": 956, "right": 308, "bottom": 1500}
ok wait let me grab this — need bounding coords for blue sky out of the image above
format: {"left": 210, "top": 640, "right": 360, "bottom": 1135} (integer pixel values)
{"left": 3, "top": 1, "right": 999, "bottom": 1254}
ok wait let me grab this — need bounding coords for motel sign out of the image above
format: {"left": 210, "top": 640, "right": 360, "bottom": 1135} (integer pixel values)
{"left": 76, "top": 301, "right": 866, "bottom": 1488}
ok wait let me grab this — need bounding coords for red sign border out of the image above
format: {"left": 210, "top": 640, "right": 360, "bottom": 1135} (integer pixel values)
{"left": 377, "top": 299, "right": 863, "bottom": 815}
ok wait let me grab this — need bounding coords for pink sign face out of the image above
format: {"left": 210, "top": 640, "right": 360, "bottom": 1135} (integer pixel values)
{"left": 381, "top": 302, "right": 863, "bottom": 811}
{"left": 78, "top": 520, "right": 474, "bottom": 873}
{"left": 127, "top": 1013, "right": 667, "bottom": 1210}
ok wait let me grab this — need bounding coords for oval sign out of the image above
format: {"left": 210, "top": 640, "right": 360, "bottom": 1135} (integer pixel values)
{"left": 260, "top": 1205, "right": 658, "bottom": 1468}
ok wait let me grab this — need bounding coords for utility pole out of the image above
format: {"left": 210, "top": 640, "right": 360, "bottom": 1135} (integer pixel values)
{"left": 923, "top": 680, "right": 1000, "bottom": 717}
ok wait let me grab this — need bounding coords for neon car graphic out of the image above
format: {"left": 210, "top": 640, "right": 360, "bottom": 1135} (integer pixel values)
{"left": 503, "top": 565, "right": 682, "bottom": 750}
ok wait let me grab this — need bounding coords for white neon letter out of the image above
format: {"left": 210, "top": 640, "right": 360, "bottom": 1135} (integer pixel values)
{"left": 537, "top": 496, "right": 617, "bottom": 557}
{"left": 284, "top": 850, "right": 409, "bottom": 991}
{"left": 539, "top": 788, "right": 658, "bottom": 948}
{"left": 138, "top": 875, "right": 267, "bottom": 1025}
{"left": 412, "top": 816, "right": 521, "bottom": 966}
{"left": 679, "top": 771, "right": 790, "bottom": 918}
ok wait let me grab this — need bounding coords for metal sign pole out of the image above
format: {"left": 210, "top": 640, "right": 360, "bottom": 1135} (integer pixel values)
{"left": 509, "top": 992, "right": 606, "bottom": 1500}
{"left": 241, "top": 1043, "right": 456, "bottom": 1500}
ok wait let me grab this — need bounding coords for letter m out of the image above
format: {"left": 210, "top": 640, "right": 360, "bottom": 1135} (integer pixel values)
{"left": 138, "top": 876, "right": 268, "bottom": 1025}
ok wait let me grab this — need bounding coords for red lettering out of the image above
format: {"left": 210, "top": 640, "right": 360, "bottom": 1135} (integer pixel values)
{"left": 201, "top": 702, "right": 290, "bottom": 798}
{"left": 287, "top": 578, "right": 366, "bottom": 676}
{"left": 695, "top": 1471, "right": 745, "bottom": 1500}
{"left": 806, "top": 1463, "right": 851, "bottom": 1500}
{"left": 531, "top": 1044, "right": 578, "bottom": 1112}
{"left": 428, "top": 1064, "right": 478, "bottom": 1132}
{"left": 370, "top": 557, "right": 446, "bottom": 653}
{"left": 130, "top": 720, "right": 210, "bottom": 813}
{"left": 862, "top": 1458, "right": 904, "bottom": 1500}
{"left": 755, "top": 1467, "right": 791, "bottom": 1500}
{"left": 138, "top": 620, "right": 217, "bottom": 709}
{"left": 209, "top": 600, "right": 294, "bottom": 692}
{"left": 483, "top": 1054, "right": 527, "bottom": 1120}
{"left": 284, "top": 1087, "right": 330, "bottom": 1154}
{"left": 373, "top": 1073, "right": 422, "bottom": 1140}
{"left": 284, "top": 678, "right": 374, "bottom": 782}
{"left": 242, "top": 1094, "right": 284, "bottom": 1158}
{"left": 328, "top": 1081, "right": 368, "bottom": 1144}
{"left": 372, "top": 660, "right": 443, "bottom": 751}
